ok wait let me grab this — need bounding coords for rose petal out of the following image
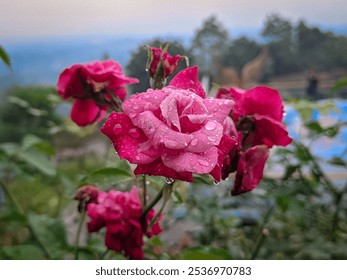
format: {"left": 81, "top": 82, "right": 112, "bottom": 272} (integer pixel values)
{"left": 210, "top": 135, "right": 238, "bottom": 181}
{"left": 232, "top": 145, "right": 270, "bottom": 195}
{"left": 134, "top": 158, "right": 193, "bottom": 182}
{"left": 136, "top": 111, "right": 193, "bottom": 150}
{"left": 57, "top": 64, "right": 84, "bottom": 99}
{"left": 101, "top": 112, "right": 158, "bottom": 164}
{"left": 253, "top": 115, "right": 293, "bottom": 148}
{"left": 71, "top": 99, "right": 106, "bottom": 127}
{"left": 169, "top": 66, "right": 206, "bottom": 98}
{"left": 162, "top": 147, "right": 218, "bottom": 174}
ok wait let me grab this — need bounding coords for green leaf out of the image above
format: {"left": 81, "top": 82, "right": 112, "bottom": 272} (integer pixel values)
{"left": 2, "top": 245, "right": 44, "bottom": 260}
{"left": 306, "top": 121, "right": 324, "bottom": 134}
{"left": 192, "top": 174, "right": 214, "bottom": 185}
{"left": 283, "top": 165, "right": 300, "bottom": 180}
{"left": 22, "top": 134, "right": 56, "bottom": 156}
{"left": 180, "top": 246, "right": 232, "bottom": 260}
{"left": 330, "top": 77, "right": 347, "bottom": 93}
{"left": 0, "top": 45, "right": 12, "bottom": 68}
{"left": 8, "top": 96, "right": 29, "bottom": 108}
{"left": 81, "top": 167, "right": 133, "bottom": 189}
{"left": 0, "top": 142, "right": 20, "bottom": 156}
{"left": 172, "top": 190, "right": 184, "bottom": 204}
{"left": 328, "top": 157, "right": 347, "bottom": 167}
{"left": 19, "top": 148, "right": 56, "bottom": 176}
{"left": 28, "top": 214, "right": 68, "bottom": 259}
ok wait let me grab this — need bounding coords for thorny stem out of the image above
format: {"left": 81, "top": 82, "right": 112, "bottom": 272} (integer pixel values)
{"left": 140, "top": 181, "right": 174, "bottom": 229}
{"left": 142, "top": 175, "right": 147, "bottom": 207}
{"left": 74, "top": 210, "right": 86, "bottom": 260}
{"left": 99, "top": 249, "right": 109, "bottom": 260}
{"left": 0, "top": 180, "right": 51, "bottom": 259}
{"left": 250, "top": 203, "right": 275, "bottom": 260}
{"left": 147, "top": 183, "right": 173, "bottom": 231}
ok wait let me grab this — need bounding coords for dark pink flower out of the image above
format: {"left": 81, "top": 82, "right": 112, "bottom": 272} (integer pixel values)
{"left": 147, "top": 46, "right": 183, "bottom": 78}
{"left": 86, "top": 187, "right": 162, "bottom": 259}
{"left": 101, "top": 66, "right": 236, "bottom": 182}
{"left": 57, "top": 59, "right": 138, "bottom": 126}
{"left": 217, "top": 86, "right": 292, "bottom": 148}
{"left": 217, "top": 86, "right": 292, "bottom": 195}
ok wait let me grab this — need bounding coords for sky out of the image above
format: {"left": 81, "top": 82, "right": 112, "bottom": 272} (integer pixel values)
{"left": 1, "top": 0, "right": 347, "bottom": 38}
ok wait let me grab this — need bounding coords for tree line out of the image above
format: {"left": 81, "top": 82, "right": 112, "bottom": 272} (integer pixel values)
{"left": 126, "top": 13, "right": 347, "bottom": 93}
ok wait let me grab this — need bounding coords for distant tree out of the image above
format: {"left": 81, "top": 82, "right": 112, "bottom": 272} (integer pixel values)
{"left": 190, "top": 16, "right": 229, "bottom": 76}
{"left": 295, "top": 20, "right": 347, "bottom": 70}
{"left": 221, "top": 37, "right": 262, "bottom": 72}
{"left": 0, "top": 86, "right": 62, "bottom": 143}
{"left": 126, "top": 39, "right": 192, "bottom": 94}
{"left": 262, "top": 13, "right": 299, "bottom": 75}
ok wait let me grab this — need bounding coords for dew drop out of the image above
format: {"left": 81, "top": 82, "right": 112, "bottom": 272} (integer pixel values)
{"left": 205, "top": 121, "right": 217, "bottom": 131}
{"left": 165, "top": 140, "right": 179, "bottom": 149}
{"left": 129, "top": 128, "right": 141, "bottom": 138}
{"left": 207, "top": 136, "right": 215, "bottom": 142}
{"left": 129, "top": 111, "right": 136, "bottom": 118}
{"left": 213, "top": 180, "right": 220, "bottom": 185}
{"left": 113, "top": 123, "right": 123, "bottom": 135}
{"left": 165, "top": 177, "right": 175, "bottom": 185}
{"left": 198, "top": 159, "right": 209, "bottom": 166}
{"left": 135, "top": 155, "right": 140, "bottom": 161}
{"left": 190, "top": 138, "right": 198, "bottom": 146}
{"left": 133, "top": 104, "right": 139, "bottom": 110}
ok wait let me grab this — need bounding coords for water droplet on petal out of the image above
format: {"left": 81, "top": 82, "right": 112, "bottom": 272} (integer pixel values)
{"left": 129, "top": 111, "right": 136, "bottom": 118}
{"left": 198, "top": 159, "right": 209, "bottom": 166}
{"left": 165, "top": 177, "right": 175, "bottom": 184}
{"left": 165, "top": 140, "right": 179, "bottom": 149}
{"left": 129, "top": 128, "right": 141, "bottom": 138}
{"left": 135, "top": 155, "right": 140, "bottom": 161}
{"left": 113, "top": 123, "right": 123, "bottom": 135}
{"left": 207, "top": 136, "right": 215, "bottom": 142}
{"left": 133, "top": 104, "right": 139, "bottom": 110}
{"left": 213, "top": 180, "right": 220, "bottom": 185}
{"left": 205, "top": 121, "right": 217, "bottom": 131}
{"left": 190, "top": 138, "right": 198, "bottom": 146}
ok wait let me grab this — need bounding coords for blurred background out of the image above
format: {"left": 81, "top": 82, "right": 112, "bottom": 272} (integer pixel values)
{"left": 0, "top": 0, "right": 346, "bottom": 260}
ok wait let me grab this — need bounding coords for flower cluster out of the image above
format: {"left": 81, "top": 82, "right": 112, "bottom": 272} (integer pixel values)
{"left": 57, "top": 59, "right": 138, "bottom": 126}
{"left": 85, "top": 186, "right": 162, "bottom": 259}
{"left": 58, "top": 46, "right": 293, "bottom": 260}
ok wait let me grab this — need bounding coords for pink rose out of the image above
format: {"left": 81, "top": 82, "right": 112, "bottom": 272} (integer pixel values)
{"left": 86, "top": 187, "right": 162, "bottom": 259}
{"left": 57, "top": 59, "right": 138, "bottom": 126}
{"left": 101, "top": 66, "right": 236, "bottom": 182}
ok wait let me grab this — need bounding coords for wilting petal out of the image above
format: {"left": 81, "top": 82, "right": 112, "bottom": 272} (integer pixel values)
{"left": 232, "top": 145, "right": 270, "bottom": 195}
{"left": 210, "top": 135, "right": 238, "bottom": 181}
{"left": 253, "top": 115, "right": 293, "bottom": 148}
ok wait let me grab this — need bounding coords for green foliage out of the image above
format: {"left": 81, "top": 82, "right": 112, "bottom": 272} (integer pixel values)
{"left": 0, "top": 86, "right": 62, "bottom": 143}
{"left": 0, "top": 45, "right": 11, "bottom": 69}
